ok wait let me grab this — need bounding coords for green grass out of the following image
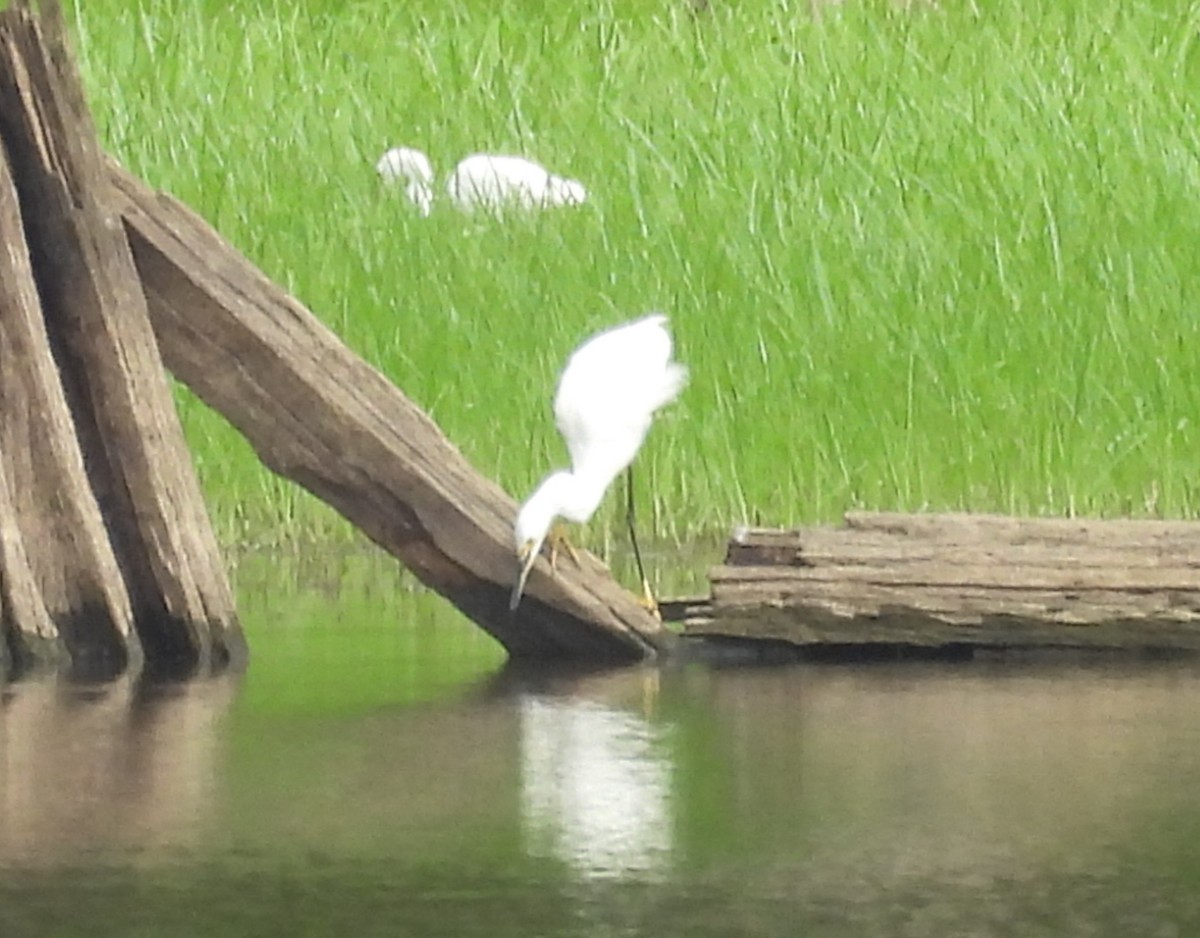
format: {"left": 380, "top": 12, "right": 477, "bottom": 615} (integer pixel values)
{"left": 67, "top": 0, "right": 1200, "bottom": 551}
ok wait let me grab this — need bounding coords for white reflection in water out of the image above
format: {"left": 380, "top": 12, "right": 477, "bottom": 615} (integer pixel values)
{"left": 519, "top": 693, "right": 673, "bottom": 880}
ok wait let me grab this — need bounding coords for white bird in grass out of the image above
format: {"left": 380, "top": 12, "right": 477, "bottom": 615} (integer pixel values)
{"left": 375, "top": 146, "right": 436, "bottom": 216}
{"left": 510, "top": 314, "right": 687, "bottom": 614}
{"left": 375, "top": 147, "right": 588, "bottom": 214}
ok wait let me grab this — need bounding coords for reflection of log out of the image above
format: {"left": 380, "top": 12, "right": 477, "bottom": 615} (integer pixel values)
{"left": 675, "top": 512, "right": 1200, "bottom": 653}
{"left": 0, "top": 1, "right": 242, "bottom": 675}
{"left": 109, "top": 166, "right": 673, "bottom": 662}
{"left": 0, "top": 676, "right": 237, "bottom": 863}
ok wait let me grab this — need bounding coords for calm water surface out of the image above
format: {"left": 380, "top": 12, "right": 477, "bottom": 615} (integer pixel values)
{"left": 3, "top": 553, "right": 1200, "bottom": 937}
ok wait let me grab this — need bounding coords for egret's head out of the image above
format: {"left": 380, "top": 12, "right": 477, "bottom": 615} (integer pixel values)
{"left": 509, "top": 472, "right": 570, "bottom": 611}
{"left": 547, "top": 176, "right": 587, "bottom": 207}
{"left": 376, "top": 146, "right": 435, "bottom": 215}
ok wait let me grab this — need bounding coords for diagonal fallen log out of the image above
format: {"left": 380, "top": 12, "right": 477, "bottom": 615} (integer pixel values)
{"left": 109, "top": 163, "right": 674, "bottom": 662}
{"left": 673, "top": 512, "right": 1200, "bottom": 654}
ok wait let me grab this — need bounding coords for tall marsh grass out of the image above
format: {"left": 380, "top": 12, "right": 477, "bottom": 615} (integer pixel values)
{"left": 69, "top": 0, "right": 1200, "bottom": 549}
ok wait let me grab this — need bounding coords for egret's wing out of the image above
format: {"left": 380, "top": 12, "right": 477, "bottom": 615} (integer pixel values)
{"left": 448, "top": 154, "right": 553, "bottom": 211}
{"left": 553, "top": 315, "right": 687, "bottom": 481}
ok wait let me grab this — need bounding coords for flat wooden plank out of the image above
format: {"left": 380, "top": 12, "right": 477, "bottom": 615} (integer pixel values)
{"left": 843, "top": 510, "right": 1200, "bottom": 546}
{"left": 727, "top": 513, "right": 1200, "bottom": 565}
{"left": 713, "top": 564, "right": 1200, "bottom": 593}
{"left": 739, "top": 541, "right": 1200, "bottom": 571}
{"left": 682, "top": 513, "right": 1200, "bottom": 653}
{"left": 685, "top": 606, "right": 1200, "bottom": 651}
{"left": 710, "top": 581, "right": 1195, "bottom": 622}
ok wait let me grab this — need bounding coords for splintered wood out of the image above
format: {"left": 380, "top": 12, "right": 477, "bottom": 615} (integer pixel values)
{"left": 680, "top": 512, "right": 1200, "bottom": 653}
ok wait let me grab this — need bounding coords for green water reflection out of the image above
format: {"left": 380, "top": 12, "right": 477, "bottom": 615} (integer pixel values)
{"left": 3, "top": 552, "right": 1200, "bottom": 936}
{"left": 232, "top": 549, "right": 507, "bottom": 715}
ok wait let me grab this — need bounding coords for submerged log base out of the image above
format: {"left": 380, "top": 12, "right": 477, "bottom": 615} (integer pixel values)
{"left": 676, "top": 512, "right": 1200, "bottom": 655}
{"left": 0, "top": 454, "right": 65, "bottom": 670}
{"left": 0, "top": 1, "right": 242, "bottom": 674}
{"left": 109, "top": 164, "right": 672, "bottom": 662}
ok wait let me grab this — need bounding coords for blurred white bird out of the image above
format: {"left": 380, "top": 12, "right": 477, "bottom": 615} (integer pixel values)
{"left": 511, "top": 314, "right": 687, "bottom": 614}
{"left": 375, "top": 146, "right": 435, "bottom": 216}
{"left": 447, "top": 154, "right": 588, "bottom": 212}
{"left": 375, "top": 146, "right": 588, "bottom": 214}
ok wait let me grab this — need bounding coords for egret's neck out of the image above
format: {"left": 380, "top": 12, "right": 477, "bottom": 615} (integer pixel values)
{"left": 554, "top": 468, "right": 612, "bottom": 522}
{"left": 514, "top": 469, "right": 610, "bottom": 549}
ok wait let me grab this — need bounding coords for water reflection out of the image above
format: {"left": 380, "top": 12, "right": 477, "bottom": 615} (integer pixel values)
{"left": 683, "top": 661, "right": 1200, "bottom": 875}
{"left": 4, "top": 595, "right": 1200, "bottom": 937}
{"left": 0, "top": 676, "right": 237, "bottom": 866}
{"left": 519, "top": 673, "right": 673, "bottom": 881}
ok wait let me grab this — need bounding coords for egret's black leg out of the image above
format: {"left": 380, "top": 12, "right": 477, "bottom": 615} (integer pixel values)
{"left": 625, "top": 466, "right": 658, "bottom": 617}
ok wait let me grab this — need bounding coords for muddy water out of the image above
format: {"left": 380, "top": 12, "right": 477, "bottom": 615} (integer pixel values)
{"left": 2, "top": 553, "right": 1199, "bottom": 936}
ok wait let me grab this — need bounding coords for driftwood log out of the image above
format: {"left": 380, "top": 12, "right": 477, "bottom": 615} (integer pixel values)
{"left": 108, "top": 165, "right": 673, "bottom": 662}
{"left": 0, "top": 1, "right": 242, "bottom": 676}
{"left": 672, "top": 512, "right": 1200, "bottom": 654}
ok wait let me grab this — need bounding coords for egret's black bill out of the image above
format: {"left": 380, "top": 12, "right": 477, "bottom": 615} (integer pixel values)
{"left": 510, "top": 546, "right": 538, "bottom": 611}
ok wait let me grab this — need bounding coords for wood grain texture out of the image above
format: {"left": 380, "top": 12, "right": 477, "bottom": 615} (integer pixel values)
{"left": 0, "top": 1, "right": 241, "bottom": 674}
{"left": 108, "top": 163, "right": 674, "bottom": 662}
{"left": 0, "top": 45, "right": 134, "bottom": 674}
{"left": 679, "top": 512, "right": 1200, "bottom": 652}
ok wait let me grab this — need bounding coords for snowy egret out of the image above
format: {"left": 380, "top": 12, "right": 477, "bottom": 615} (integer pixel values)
{"left": 375, "top": 147, "right": 435, "bottom": 216}
{"left": 447, "top": 154, "right": 588, "bottom": 212}
{"left": 510, "top": 314, "right": 687, "bottom": 613}
{"left": 375, "top": 146, "right": 588, "bottom": 214}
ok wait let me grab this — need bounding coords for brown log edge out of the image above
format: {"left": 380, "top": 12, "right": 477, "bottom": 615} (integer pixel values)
{"left": 107, "top": 163, "right": 673, "bottom": 662}
{"left": 667, "top": 512, "right": 1200, "bottom": 656}
{"left": 0, "top": 0, "right": 242, "bottom": 676}
{"left": 0, "top": 124, "right": 127, "bottom": 673}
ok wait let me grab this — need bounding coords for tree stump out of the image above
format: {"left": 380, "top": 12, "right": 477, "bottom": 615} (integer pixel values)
{"left": 0, "top": 1, "right": 242, "bottom": 676}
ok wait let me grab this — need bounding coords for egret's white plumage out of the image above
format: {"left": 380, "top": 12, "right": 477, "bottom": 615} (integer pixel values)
{"left": 376, "top": 146, "right": 587, "bottom": 214}
{"left": 375, "top": 147, "right": 435, "bottom": 216}
{"left": 447, "top": 154, "right": 588, "bottom": 212}
{"left": 511, "top": 314, "right": 687, "bottom": 610}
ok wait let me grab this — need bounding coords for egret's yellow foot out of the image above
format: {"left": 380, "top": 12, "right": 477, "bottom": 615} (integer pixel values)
{"left": 638, "top": 578, "right": 662, "bottom": 622}
{"left": 546, "top": 523, "right": 580, "bottom": 572}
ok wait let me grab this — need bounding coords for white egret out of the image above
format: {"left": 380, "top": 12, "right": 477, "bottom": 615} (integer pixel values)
{"left": 511, "top": 314, "right": 687, "bottom": 613}
{"left": 374, "top": 147, "right": 435, "bottom": 216}
{"left": 446, "top": 154, "right": 588, "bottom": 212}
{"left": 375, "top": 146, "right": 588, "bottom": 214}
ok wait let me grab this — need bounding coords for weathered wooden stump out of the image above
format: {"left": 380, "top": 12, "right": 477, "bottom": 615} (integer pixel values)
{"left": 673, "top": 512, "right": 1200, "bottom": 655}
{"left": 0, "top": 1, "right": 242, "bottom": 676}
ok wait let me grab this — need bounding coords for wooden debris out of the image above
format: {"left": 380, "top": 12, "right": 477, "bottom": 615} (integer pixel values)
{"left": 0, "top": 1, "right": 242, "bottom": 675}
{"left": 675, "top": 512, "right": 1200, "bottom": 654}
{"left": 109, "top": 164, "right": 674, "bottom": 662}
